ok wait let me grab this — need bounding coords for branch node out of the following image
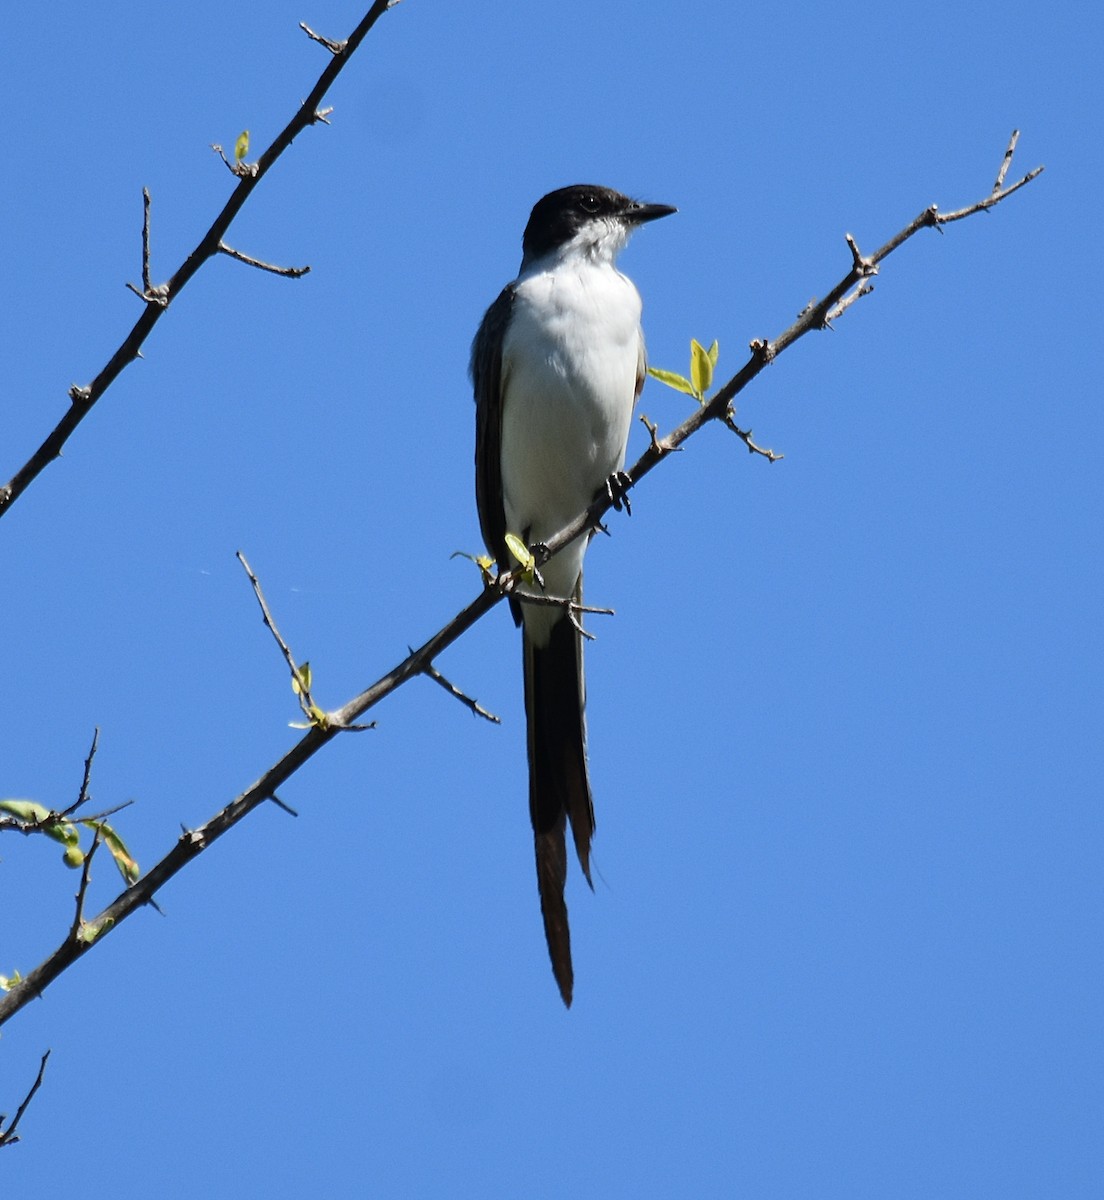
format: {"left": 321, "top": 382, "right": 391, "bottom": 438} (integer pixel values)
{"left": 125, "top": 280, "right": 170, "bottom": 307}
{"left": 845, "top": 232, "right": 878, "bottom": 278}
{"left": 749, "top": 337, "right": 775, "bottom": 364}
{"left": 210, "top": 144, "right": 259, "bottom": 178}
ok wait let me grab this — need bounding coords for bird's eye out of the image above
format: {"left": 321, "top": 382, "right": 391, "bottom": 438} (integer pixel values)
{"left": 579, "top": 193, "right": 601, "bottom": 213}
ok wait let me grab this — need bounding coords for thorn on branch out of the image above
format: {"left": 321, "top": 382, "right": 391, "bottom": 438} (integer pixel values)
{"left": 217, "top": 242, "right": 311, "bottom": 278}
{"left": 267, "top": 793, "right": 299, "bottom": 818}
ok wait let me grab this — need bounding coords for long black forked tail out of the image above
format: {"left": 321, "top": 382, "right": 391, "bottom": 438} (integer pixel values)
{"left": 522, "top": 609, "right": 595, "bottom": 1008}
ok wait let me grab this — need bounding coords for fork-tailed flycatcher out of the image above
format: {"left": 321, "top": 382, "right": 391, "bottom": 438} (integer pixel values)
{"left": 471, "top": 184, "right": 675, "bottom": 1005}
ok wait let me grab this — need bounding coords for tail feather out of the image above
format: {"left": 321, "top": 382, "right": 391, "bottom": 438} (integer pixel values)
{"left": 523, "top": 609, "right": 595, "bottom": 1007}
{"left": 535, "top": 824, "right": 572, "bottom": 1006}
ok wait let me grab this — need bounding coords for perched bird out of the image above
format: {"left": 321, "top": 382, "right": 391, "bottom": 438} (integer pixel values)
{"left": 471, "top": 184, "right": 675, "bottom": 1005}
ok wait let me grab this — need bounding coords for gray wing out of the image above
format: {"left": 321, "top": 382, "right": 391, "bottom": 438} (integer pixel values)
{"left": 471, "top": 284, "right": 515, "bottom": 578}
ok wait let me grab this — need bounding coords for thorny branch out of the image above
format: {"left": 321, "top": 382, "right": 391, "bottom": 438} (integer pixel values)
{"left": 0, "top": 0, "right": 398, "bottom": 520}
{"left": 0, "top": 132, "right": 1042, "bottom": 1029}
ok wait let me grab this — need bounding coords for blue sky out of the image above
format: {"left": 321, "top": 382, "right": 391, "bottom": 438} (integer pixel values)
{"left": 2, "top": 1, "right": 1100, "bottom": 1196}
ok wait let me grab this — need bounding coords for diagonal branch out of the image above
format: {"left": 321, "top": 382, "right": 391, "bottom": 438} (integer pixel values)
{"left": 0, "top": 131, "right": 1042, "bottom": 1030}
{"left": 0, "top": 1, "right": 398, "bottom": 521}
{"left": 0, "top": 1050, "right": 51, "bottom": 1149}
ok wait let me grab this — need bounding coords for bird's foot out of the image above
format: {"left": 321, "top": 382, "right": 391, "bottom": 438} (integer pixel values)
{"left": 604, "top": 470, "right": 633, "bottom": 516}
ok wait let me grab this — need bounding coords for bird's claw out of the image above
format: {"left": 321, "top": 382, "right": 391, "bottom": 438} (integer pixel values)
{"left": 604, "top": 471, "right": 633, "bottom": 515}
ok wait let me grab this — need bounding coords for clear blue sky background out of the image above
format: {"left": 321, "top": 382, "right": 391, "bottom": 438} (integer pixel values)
{"left": 2, "top": 2, "right": 1099, "bottom": 1196}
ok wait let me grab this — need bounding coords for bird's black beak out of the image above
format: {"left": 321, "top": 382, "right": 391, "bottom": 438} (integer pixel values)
{"left": 626, "top": 200, "right": 678, "bottom": 225}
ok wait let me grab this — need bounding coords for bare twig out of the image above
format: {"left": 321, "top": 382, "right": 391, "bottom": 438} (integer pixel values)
{"left": 210, "top": 143, "right": 259, "bottom": 178}
{"left": 0, "top": 730, "right": 105, "bottom": 835}
{"left": 217, "top": 242, "right": 311, "bottom": 277}
{"left": 720, "top": 411, "right": 784, "bottom": 461}
{"left": 236, "top": 551, "right": 372, "bottom": 732}
{"left": 0, "top": 0, "right": 398, "bottom": 521}
{"left": 422, "top": 661, "right": 501, "bottom": 723}
{"left": 300, "top": 22, "right": 347, "bottom": 54}
{"left": 0, "top": 133, "right": 1042, "bottom": 1030}
{"left": 0, "top": 1050, "right": 50, "bottom": 1149}
{"left": 69, "top": 828, "right": 102, "bottom": 942}
{"left": 236, "top": 551, "right": 319, "bottom": 719}
{"left": 993, "top": 129, "right": 1020, "bottom": 193}
{"left": 124, "top": 188, "right": 169, "bottom": 307}
{"left": 67, "top": 727, "right": 99, "bottom": 818}
{"left": 140, "top": 187, "right": 153, "bottom": 293}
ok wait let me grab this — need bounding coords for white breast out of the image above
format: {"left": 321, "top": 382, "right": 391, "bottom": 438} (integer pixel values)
{"left": 499, "top": 255, "right": 642, "bottom": 638}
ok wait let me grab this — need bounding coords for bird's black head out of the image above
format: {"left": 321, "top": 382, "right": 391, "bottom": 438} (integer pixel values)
{"left": 520, "top": 184, "right": 676, "bottom": 264}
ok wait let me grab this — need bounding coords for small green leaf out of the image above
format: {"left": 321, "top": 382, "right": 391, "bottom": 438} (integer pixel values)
{"left": 292, "top": 662, "right": 312, "bottom": 696}
{"left": 690, "top": 339, "right": 714, "bottom": 399}
{"left": 646, "top": 366, "right": 697, "bottom": 396}
{"left": 234, "top": 129, "right": 250, "bottom": 163}
{"left": 88, "top": 821, "right": 140, "bottom": 886}
{"left": 505, "top": 532, "right": 539, "bottom": 584}
{"left": 505, "top": 532, "right": 534, "bottom": 571}
{"left": 0, "top": 969, "right": 23, "bottom": 992}
{"left": 1, "top": 799, "right": 79, "bottom": 847}
{"left": 44, "top": 820, "right": 80, "bottom": 847}
{"left": 0, "top": 798, "right": 51, "bottom": 823}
